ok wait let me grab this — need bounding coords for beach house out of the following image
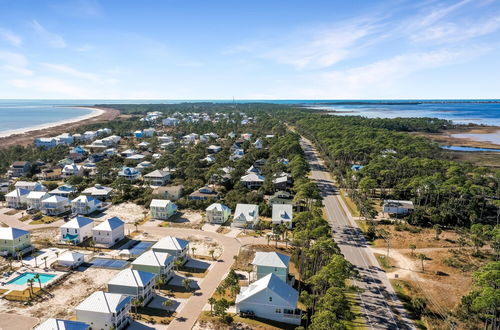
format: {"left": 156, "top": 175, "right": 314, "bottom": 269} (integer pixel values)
{"left": 35, "top": 137, "right": 57, "bottom": 148}
{"left": 49, "top": 184, "right": 75, "bottom": 198}
{"left": 92, "top": 217, "right": 125, "bottom": 247}
{"left": 35, "top": 318, "right": 89, "bottom": 330}
{"left": 131, "top": 250, "right": 175, "bottom": 280}
{"left": 15, "top": 181, "right": 46, "bottom": 191}
{"left": 75, "top": 291, "right": 132, "bottom": 330}
{"left": 82, "top": 184, "right": 113, "bottom": 200}
{"left": 5, "top": 188, "right": 29, "bottom": 209}
{"left": 26, "top": 191, "right": 50, "bottom": 210}
{"left": 57, "top": 251, "right": 85, "bottom": 268}
{"left": 152, "top": 185, "right": 183, "bottom": 201}
{"left": 62, "top": 164, "right": 84, "bottom": 177}
{"left": 0, "top": 227, "right": 32, "bottom": 256}
{"left": 107, "top": 269, "right": 157, "bottom": 306}
{"left": 272, "top": 204, "right": 293, "bottom": 229}
{"left": 150, "top": 199, "right": 177, "bottom": 220}
{"left": 240, "top": 173, "right": 265, "bottom": 189}
{"left": 144, "top": 169, "right": 171, "bottom": 186}
{"left": 151, "top": 236, "right": 189, "bottom": 260}
{"left": 188, "top": 185, "right": 220, "bottom": 200}
{"left": 9, "top": 161, "right": 31, "bottom": 178}
{"left": 233, "top": 204, "right": 259, "bottom": 228}
{"left": 118, "top": 167, "right": 141, "bottom": 181}
{"left": 383, "top": 200, "right": 415, "bottom": 215}
{"left": 235, "top": 273, "right": 301, "bottom": 325}
{"left": 268, "top": 191, "right": 293, "bottom": 205}
{"left": 205, "top": 203, "right": 231, "bottom": 224}
{"left": 252, "top": 252, "right": 291, "bottom": 283}
{"left": 71, "top": 195, "right": 102, "bottom": 215}
{"left": 41, "top": 195, "right": 70, "bottom": 215}
{"left": 60, "top": 216, "right": 94, "bottom": 245}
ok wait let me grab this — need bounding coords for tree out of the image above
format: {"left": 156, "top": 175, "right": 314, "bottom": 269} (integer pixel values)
{"left": 182, "top": 278, "right": 192, "bottom": 292}
{"left": 174, "top": 258, "right": 183, "bottom": 271}
{"left": 162, "top": 298, "right": 174, "bottom": 315}
{"left": 42, "top": 256, "right": 48, "bottom": 269}
{"left": 434, "top": 224, "right": 442, "bottom": 240}
{"left": 409, "top": 244, "right": 416, "bottom": 257}
{"left": 132, "top": 297, "right": 143, "bottom": 315}
{"left": 418, "top": 253, "right": 427, "bottom": 271}
{"left": 209, "top": 249, "right": 216, "bottom": 260}
{"left": 155, "top": 275, "right": 165, "bottom": 290}
{"left": 27, "top": 279, "right": 34, "bottom": 298}
{"left": 191, "top": 247, "right": 196, "bottom": 258}
{"left": 213, "top": 298, "right": 230, "bottom": 318}
{"left": 208, "top": 297, "right": 216, "bottom": 315}
{"left": 34, "top": 273, "right": 42, "bottom": 290}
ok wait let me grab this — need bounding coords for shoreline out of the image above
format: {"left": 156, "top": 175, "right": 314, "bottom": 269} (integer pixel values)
{"left": 414, "top": 126, "right": 500, "bottom": 150}
{"left": 0, "top": 106, "right": 120, "bottom": 149}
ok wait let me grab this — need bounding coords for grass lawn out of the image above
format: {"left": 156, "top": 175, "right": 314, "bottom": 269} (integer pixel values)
{"left": 374, "top": 253, "right": 392, "bottom": 271}
{"left": 29, "top": 216, "right": 58, "bottom": 225}
{"left": 160, "top": 286, "right": 193, "bottom": 299}
{"left": 3, "top": 209, "right": 21, "bottom": 216}
{"left": 339, "top": 190, "right": 360, "bottom": 217}
{"left": 198, "top": 311, "right": 297, "bottom": 330}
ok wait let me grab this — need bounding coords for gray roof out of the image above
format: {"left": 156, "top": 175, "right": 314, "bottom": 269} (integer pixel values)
{"left": 132, "top": 250, "right": 174, "bottom": 267}
{"left": 235, "top": 273, "right": 298, "bottom": 308}
{"left": 144, "top": 169, "right": 170, "bottom": 178}
{"left": 75, "top": 291, "right": 131, "bottom": 314}
{"left": 152, "top": 236, "right": 189, "bottom": 251}
{"left": 252, "top": 251, "right": 290, "bottom": 268}
{"left": 108, "top": 269, "right": 156, "bottom": 288}
{"left": 35, "top": 318, "right": 89, "bottom": 330}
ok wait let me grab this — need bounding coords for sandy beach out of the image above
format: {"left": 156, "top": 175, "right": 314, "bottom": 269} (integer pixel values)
{"left": 0, "top": 106, "right": 120, "bottom": 148}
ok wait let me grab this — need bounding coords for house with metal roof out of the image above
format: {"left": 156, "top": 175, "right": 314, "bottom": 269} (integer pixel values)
{"left": 240, "top": 173, "right": 265, "bottom": 190}
{"left": 5, "top": 188, "right": 29, "bottom": 209}
{"left": 57, "top": 251, "right": 85, "bottom": 268}
{"left": 49, "top": 184, "right": 75, "bottom": 198}
{"left": 92, "top": 217, "right": 125, "bottom": 247}
{"left": 14, "top": 181, "right": 47, "bottom": 192}
{"left": 26, "top": 191, "right": 50, "bottom": 210}
{"left": 144, "top": 169, "right": 171, "bottom": 186}
{"left": 151, "top": 236, "right": 189, "bottom": 260}
{"left": 71, "top": 195, "right": 102, "bottom": 215}
{"left": 235, "top": 273, "right": 302, "bottom": 325}
{"left": 150, "top": 199, "right": 177, "bottom": 220}
{"left": 107, "top": 269, "right": 157, "bottom": 306}
{"left": 60, "top": 216, "right": 94, "bottom": 245}
{"left": 75, "top": 291, "right": 132, "bottom": 330}
{"left": 272, "top": 204, "right": 293, "bottom": 229}
{"left": 232, "top": 204, "right": 259, "bottom": 228}
{"left": 131, "top": 250, "right": 175, "bottom": 279}
{"left": 0, "top": 227, "right": 32, "bottom": 256}
{"left": 82, "top": 184, "right": 113, "bottom": 200}
{"left": 205, "top": 203, "right": 231, "bottom": 224}
{"left": 35, "top": 318, "right": 89, "bottom": 330}
{"left": 118, "top": 167, "right": 141, "bottom": 181}
{"left": 252, "top": 252, "right": 291, "bottom": 283}
{"left": 41, "top": 195, "right": 70, "bottom": 216}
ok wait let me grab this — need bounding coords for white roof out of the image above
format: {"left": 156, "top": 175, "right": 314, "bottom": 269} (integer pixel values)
{"left": 35, "top": 318, "right": 89, "bottom": 330}
{"left": 234, "top": 204, "right": 258, "bottom": 221}
{"left": 150, "top": 199, "right": 174, "bottom": 208}
{"left": 57, "top": 251, "right": 84, "bottom": 263}
{"left": 152, "top": 236, "right": 189, "bottom": 251}
{"left": 72, "top": 195, "right": 101, "bottom": 204}
{"left": 132, "top": 250, "right": 174, "bottom": 267}
{"left": 82, "top": 184, "right": 112, "bottom": 195}
{"left": 75, "top": 291, "right": 131, "bottom": 314}
{"left": 144, "top": 169, "right": 170, "bottom": 178}
{"left": 108, "top": 269, "right": 156, "bottom": 288}
{"left": 252, "top": 252, "right": 290, "bottom": 268}
{"left": 206, "top": 203, "right": 230, "bottom": 212}
{"left": 5, "top": 188, "right": 29, "bottom": 197}
{"left": 42, "top": 195, "right": 69, "bottom": 203}
{"left": 235, "top": 273, "right": 298, "bottom": 308}
{"left": 240, "top": 173, "right": 265, "bottom": 182}
{"left": 26, "top": 191, "right": 49, "bottom": 199}
{"left": 93, "top": 217, "right": 124, "bottom": 231}
{"left": 61, "top": 216, "right": 94, "bottom": 229}
{"left": 272, "top": 204, "right": 293, "bottom": 223}
{"left": 0, "top": 227, "right": 29, "bottom": 240}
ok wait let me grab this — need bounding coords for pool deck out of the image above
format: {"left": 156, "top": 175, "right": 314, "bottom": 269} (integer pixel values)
{"left": 0, "top": 268, "right": 65, "bottom": 291}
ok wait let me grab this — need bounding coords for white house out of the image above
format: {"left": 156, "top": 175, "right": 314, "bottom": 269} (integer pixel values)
{"left": 150, "top": 199, "right": 177, "bottom": 220}
{"left": 83, "top": 131, "right": 97, "bottom": 141}
{"left": 235, "top": 273, "right": 301, "bottom": 325}
{"left": 75, "top": 291, "right": 132, "bottom": 330}
{"left": 92, "top": 217, "right": 125, "bottom": 247}
{"left": 253, "top": 138, "right": 264, "bottom": 149}
{"left": 35, "top": 318, "right": 89, "bottom": 330}
{"left": 151, "top": 236, "right": 189, "bottom": 260}
{"left": 240, "top": 173, "right": 265, "bottom": 189}
{"left": 144, "top": 170, "right": 171, "bottom": 186}
{"left": 41, "top": 195, "right": 70, "bottom": 215}
{"left": 62, "top": 164, "right": 84, "bottom": 177}
{"left": 82, "top": 184, "right": 113, "bottom": 200}
{"left": 71, "top": 195, "right": 102, "bottom": 215}
{"left": 26, "top": 191, "right": 50, "bottom": 210}
{"left": 15, "top": 181, "right": 46, "bottom": 191}
{"left": 233, "top": 204, "right": 259, "bottom": 228}
{"left": 131, "top": 250, "right": 175, "bottom": 279}
{"left": 118, "top": 167, "right": 141, "bottom": 181}
{"left": 5, "top": 188, "right": 29, "bottom": 209}
{"left": 49, "top": 184, "right": 75, "bottom": 198}
{"left": 57, "top": 251, "right": 85, "bottom": 268}
{"left": 383, "top": 200, "right": 415, "bottom": 215}
{"left": 163, "top": 117, "right": 179, "bottom": 126}
{"left": 272, "top": 204, "right": 293, "bottom": 229}
{"left": 205, "top": 203, "right": 231, "bottom": 224}
{"left": 107, "top": 269, "right": 157, "bottom": 306}
{"left": 55, "top": 133, "right": 74, "bottom": 145}
{"left": 207, "top": 145, "right": 222, "bottom": 153}
{"left": 60, "top": 216, "right": 94, "bottom": 245}
{"left": 35, "top": 137, "right": 57, "bottom": 148}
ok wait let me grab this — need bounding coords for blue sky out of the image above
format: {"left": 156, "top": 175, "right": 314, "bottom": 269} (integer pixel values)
{"left": 0, "top": 0, "right": 499, "bottom": 99}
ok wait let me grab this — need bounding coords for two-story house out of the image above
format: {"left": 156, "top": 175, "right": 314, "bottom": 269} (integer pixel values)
{"left": 92, "top": 217, "right": 125, "bottom": 247}
{"left": 60, "top": 216, "right": 94, "bottom": 245}
{"left": 205, "top": 203, "right": 231, "bottom": 224}
{"left": 107, "top": 269, "right": 157, "bottom": 306}
{"left": 131, "top": 250, "right": 175, "bottom": 280}
{"left": 150, "top": 199, "right": 177, "bottom": 220}
{"left": 75, "top": 291, "right": 131, "bottom": 330}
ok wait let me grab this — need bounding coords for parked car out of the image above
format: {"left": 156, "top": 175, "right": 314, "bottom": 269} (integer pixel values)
{"left": 239, "top": 311, "right": 255, "bottom": 318}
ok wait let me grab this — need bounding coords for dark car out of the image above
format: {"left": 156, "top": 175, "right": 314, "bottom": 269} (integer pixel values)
{"left": 239, "top": 311, "right": 255, "bottom": 318}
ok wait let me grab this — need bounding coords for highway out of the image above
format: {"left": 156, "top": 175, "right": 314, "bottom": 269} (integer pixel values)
{"left": 300, "top": 135, "right": 416, "bottom": 330}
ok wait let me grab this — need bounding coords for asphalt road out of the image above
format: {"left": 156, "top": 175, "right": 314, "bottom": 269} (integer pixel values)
{"left": 300, "top": 136, "right": 416, "bottom": 330}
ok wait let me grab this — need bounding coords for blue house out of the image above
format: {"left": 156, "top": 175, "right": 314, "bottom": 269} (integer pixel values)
{"left": 134, "top": 130, "right": 144, "bottom": 138}
{"left": 72, "top": 146, "right": 86, "bottom": 155}
{"left": 351, "top": 165, "right": 364, "bottom": 171}
{"left": 118, "top": 167, "right": 141, "bottom": 181}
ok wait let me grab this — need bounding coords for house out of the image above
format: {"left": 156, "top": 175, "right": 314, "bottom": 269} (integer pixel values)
{"left": 62, "top": 164, "right": 84, "bottom": 177}
{"left": 38, "top": 167, "right": 62, "bottom": 181}
{"left": 57, "top": 251, "right": 85, "bottom": 268}
{"left": 118, "top": 167, "right": 141, "bottom": 181}
{"left": 233, "top": 204, "right": 259, "bottom": 228}
{"left": 135, "top": 161, "right": 153, "bottom": 172}
{"left": 163, "top": 117, "right": 179, "bottom": 126}
{"left": 188, "top": 186, "right": 220, "bottom": 200}
{"left": 252, "top": 252, "right": 291, "bottom": 283}
{"left": 41, "top": 195, "right": 70, "bottom": 215}
{"left": 150, "top": 199, "right": 177, "bottom": 220}
{"left": 272, "top": 204, "right": 293, "bottom": 229}
{"left": 351, "top": 164, "right": 364, "bottom": 172}
{"left": 82, "top": 184, "right": 113, "bottom": 200}
{"left": 9, "top": 161, "right": 31, "bottom": 178}
{"left": 92, "top": 217, "right": 125, "bottom": 247}
{"left": 26, "top": 191, "right": 50, "bottom": 210}
{"left": 152, "top": 236, "right": 189, "bottom": 260}
{"left": 15, "top": 181, "right": 46, "bottom": 192}
{"left": 60, "top": 216, "right": 94, "bottom": 245}
{"left": 56, "top": 133, "right": 74, "bottom": 145}
{"left": 35, "top": 137, "right": 57, "bottom": 148}
{"left": 49, "top": 184, "right": 75, "bottom": 198}
{"left": 35, "top": 318, "right": 89, "bottom": 330}
{"left": 235, "top": 273, "right": 301, "bottom": 325}
{"left": 253, "top": 138, "right": 264, "bottom": 149}
{"left": 71, "top": 195, "right": 102, "bottom": 215}
{"left": 5, "top": 188, "right": 29, "bottom": 209}
{"left": 107, "top": 269, "right": 157, "bottom": 306}
{"left": 137, "top": 141, "right": 150, "bottom": 149}
{"left": 75, "top": 291, "right": 131, "bottom": 330}
{"left": 143, "top": 128, "right": 156, "bottom": 137}
{"left": 152, "top": 185, "right": 183, "bottom": 200}
{"left": 383, "top": 200, "right": 415, "bottom": 215}
{"left": 206, "top": 203, "right": 231, "bottom": 224}
{"left": 120, "top": 149, "right": 137, "bottom": 158}
{"left": 268, "top": 191, "right": 293, "bottom": 205}
{"left": 131, "top": 250, "right": 175, "bottom": 279}
{"left": 228, "top": 132, "right": 236, "bottom": 139}
{"left": 240, "top": 173, "right": 265, "bottom": 189}
{"left": 0, "top": 227, "right": 32, "bottom": 256}
{"left": 272, "top": 175, "right": 291, "bottom": 191}
{"left": 83, "top": 131, "right": 97, "bottom": 141}
{"left": 201, "top": 155, "right": 216, "bottom": 163}
{"left": 207, "top": 145, "right": 222, "bottom": 153}
{"left": 144, "top": 170, "right": 171, "bottom": 186}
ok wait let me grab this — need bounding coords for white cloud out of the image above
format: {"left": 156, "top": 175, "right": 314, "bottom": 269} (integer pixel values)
{"left": 31, "top": 20, "right": 67, "bottom": 48}
{"left": 9, "top": 76, "right": 88, "bottom": 97}
{"left": 0, "top": 51, "right": 32, "bottom": 75}
{"left": 40, "top": 63, "right": 100, "bottom": 81}
{"left": 0, "top": 28, "right": 22, "bottom": 46}
{"left": 75, "top": 44, "right": 94, "bottom": 52}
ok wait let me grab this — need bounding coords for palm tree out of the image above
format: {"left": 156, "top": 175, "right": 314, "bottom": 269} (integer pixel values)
{"left": 34, "top": 273, "right": 42, "bottom": 290}
{"left": 7, "top": 257, "right": 12, "bottom": 271}
{"left": 27, "top": 279, "right": 34, "bottom": 298}
{"left": 155, "top": 275, "right": 165, "bottom": 290}
{"left": 209, "top": 249, "right": 215, "bottom": 260}
{"left": 418, "top": 253, "right": 427, "bottom": 271}
{"left": 208, "top": 297, "right": 216, "bottom": 315}
{"left": 42, "top": 256, "right": 48, "bottom": 269}
{"left": 182, "top": 278, "right": 192, "bottom": 292}
{"left": 409, "top": 244, "right": 416, "bottom": 257}
{"left": 132, "top": 297, "right": 143, "bottom": 316}
{"left": 134, "top": 221, "right": 140, "bottom": 233}
{"left": 174, "top": 258, "right": 183, "bottom": 271}
{"left": 191, "top": 247, "right": 196, "bottom": 258}
{"left": 162, "top": 298, "right": 174, "bottom": 315}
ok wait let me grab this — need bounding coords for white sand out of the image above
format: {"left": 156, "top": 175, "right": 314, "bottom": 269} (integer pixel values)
{"left": 0, "top": 106, "right": 105, "bottom": 138}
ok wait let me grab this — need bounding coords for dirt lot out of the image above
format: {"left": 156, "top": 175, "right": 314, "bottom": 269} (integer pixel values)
{"left": 100, "top": 202, "right": 147, "bottom": 224}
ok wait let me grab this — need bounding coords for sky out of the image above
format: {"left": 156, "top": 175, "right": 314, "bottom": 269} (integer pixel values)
{"left": 0, "top": 0, "right": 499, "bottom": 100}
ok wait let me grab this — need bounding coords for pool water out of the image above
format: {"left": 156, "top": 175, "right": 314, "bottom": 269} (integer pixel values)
{"left": 7, "top": 272, "right": 56, "bottom": 285}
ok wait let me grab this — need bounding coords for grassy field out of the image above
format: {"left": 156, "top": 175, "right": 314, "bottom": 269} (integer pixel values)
{"left": 339, "top": 189, "right": 360, "bottom": 217}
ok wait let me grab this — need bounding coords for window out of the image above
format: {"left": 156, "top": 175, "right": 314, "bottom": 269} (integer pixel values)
{"left": 269, "top": 297, "right": 272, "bottom": 302}
{"left": 275, "top": 308, "right": 282, "bottom": 313}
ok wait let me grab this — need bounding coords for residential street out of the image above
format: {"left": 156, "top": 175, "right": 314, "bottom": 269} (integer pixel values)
{"left": 299, "top": 136, "right": 416, "bottom": 330}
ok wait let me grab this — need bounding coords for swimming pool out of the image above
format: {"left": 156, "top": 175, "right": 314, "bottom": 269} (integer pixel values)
{"left": 7, "top": 272, "right": 56, "bottom": 285}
